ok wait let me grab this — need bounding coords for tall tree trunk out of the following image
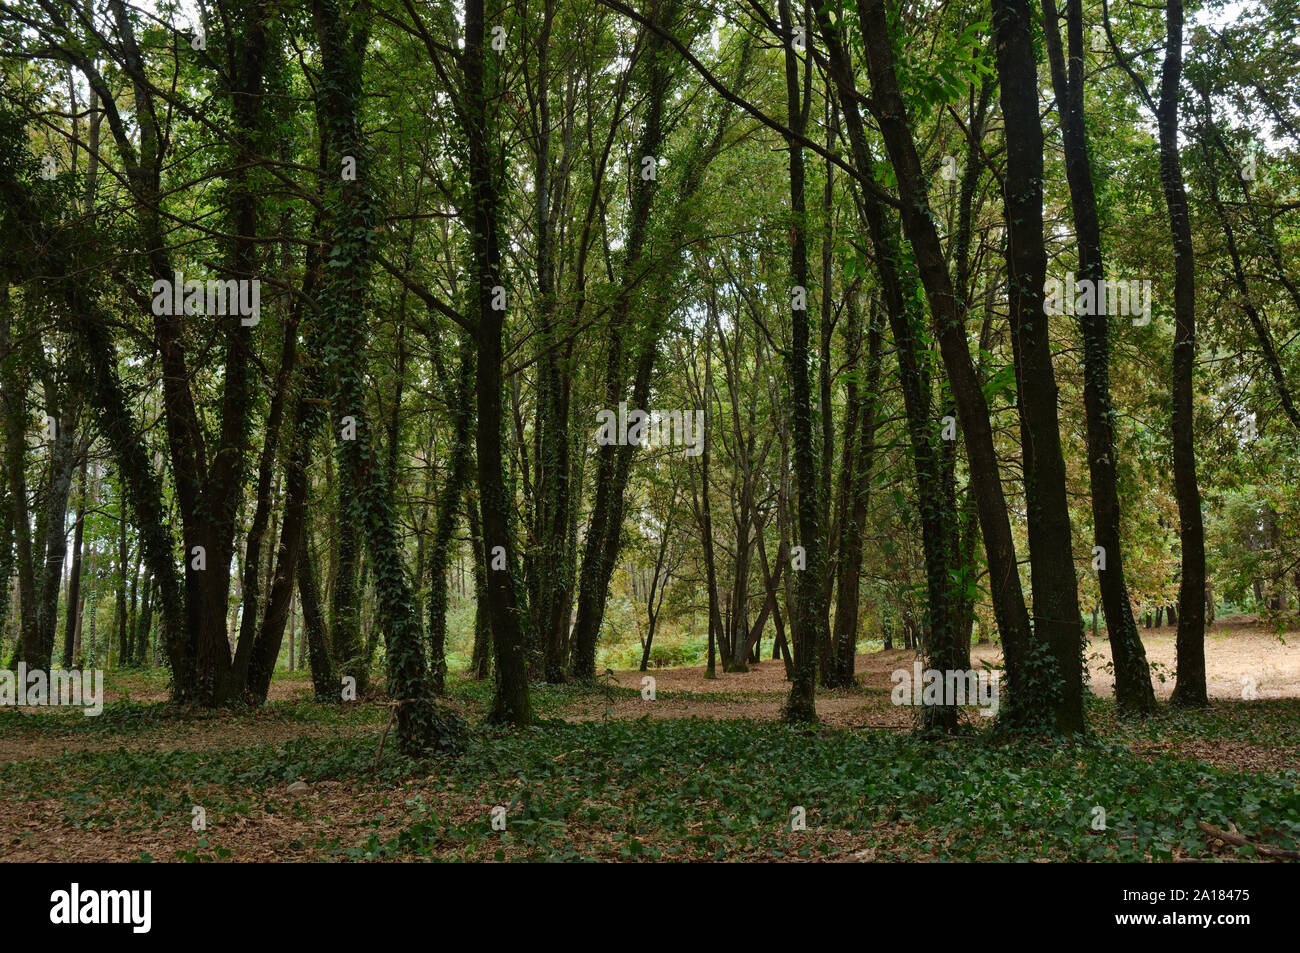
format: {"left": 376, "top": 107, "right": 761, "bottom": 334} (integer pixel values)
{"left": 329, "top": 477, "right": 365, "bottom": 687}
{"left": 1043, "top": 0, "right": 1155, "bottom": 713}
{"left": 465, "top": 0, "right": 531, "bottom": 725}
{"left": 819, "top": 10, "right": 963, "bottom": 731}
{"left": 297, "top": 536, "right": 336, "bottom": 702}
{"left": 699, "top": 294, "right": 723, "bottom": 680}
{"left": 135, "top": 577, "right": 153, "bottom": 666}
{"left": 568, "top": 13, "right": 675, "bottom": 682}
{"left": 827, "top": 296, "right": 884, "bottom": 688}
{"left": 466, "top": 490, "right": 493, "bottom": 680}
{"left": 33, "top": 395, "right": 83, "bottom": 668}
{"left": 245, "top": 355, "right": 324, "bottom": 703}
{"left": 779, "top": 0, "right": 822, "bottom": 724}
{"left": 857, "top": 0, "right": 1042, "bottom": 730}
{"left": 528, "top": 0, "right": 577, "bottom": 684}
{"left": 126, "top": 533, "right": 142, "bottom": 668}
{"left": 1155, "top": 0, "right": 1207, "bottom": 707}
{"left": 817, "top": 99, "right": 838, "bottom": 680}
{"left": 0, "top": 286, "right": 36, "bottom": 667}
{"left": 313, "top": 0, "right": 450, "bottom": 752}
{"left": 991, "top": 0, "right": 1086, "bottom": 732}
{"left": 229, "top": 247, "right": 307, "bottom": 697}
{"left": 61, "top": 458, "right": 88, "bottom": 668}
{"left": 427, "top": 332, "right": 475, "bottom": 695}
{"left": 115, "top": 505, "right": 129, "bottom": 666}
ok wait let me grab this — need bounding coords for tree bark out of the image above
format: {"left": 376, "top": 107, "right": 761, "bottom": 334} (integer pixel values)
{"left": 827, "top": 296, "right": 884, "bottom": 688}
{"left": 464, "top": 0, "right": 531, "bottom": 724}
{"left": 297, "top": 536, "right": 336, "bottom": 702}
{"left": 313, "top": 0, "right": 449, "bottom": 752}
{"left": 61, "top": 458, "right": 88, "bottom": 668}
{"left": 33, "top": 394, "right": 83, "bottom": 668}
{"left": 1043, "top": 0, "right": 1156, "bottom": 714}
{"left": 858, "top": 0, "right": 1042, "bottom": 730}
{"left": 427, "top": 332, "right": 475, "bottom": 695}
{"left": 778, "top": 0, "right": 822, "bottom": 724}
{"left": 1154, "top": 0, "right": 1208, "bottom": 707}
{"left": 991, "top": 0, "right": 1086, "bottom": 732}
{"left": 819, "top": 9, "right": 964, "bottom": 730}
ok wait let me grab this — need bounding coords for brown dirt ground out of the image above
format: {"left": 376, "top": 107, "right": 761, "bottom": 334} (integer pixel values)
{"left": 4, "top": 623, "right": 1297, "bottom": 762}
{"left": 606, "top": 620, "right": 1300, "bottom": 701}
{"left": 2, "top": 622, "right": 1297, "bottom": 861}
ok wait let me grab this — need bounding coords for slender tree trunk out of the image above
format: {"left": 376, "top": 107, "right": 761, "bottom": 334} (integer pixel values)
{"left": 313, "top": 0, "right": 449, "bottom": 752}
{"left": 33, "top": 396, "right": 83, "bottom": 668}
{"left": 61, "top": 459, "right": 88, "bottom": 668}
{"left": 0, "top": 286, "right": 36, "bottom": 668}
{"left": 819, "top": 11, "right": 963, "bottom": 730}
{"left": 569, "top": 16, "right": 674, "bottom": 682}
{"left": 779, "top": 0, "right": 822, "bottom": 724}
{"left": 857, "top": 0, "right": 1041, "bottom": 730}
{"left": 297, "top": 536, "right": 336, "bottom": 702}
{"left": 827, "top": 297, "right": 883, "bottom": 688}
{"left": 991, "top": 0, "right": 1086, "bottom": 732}
{"left": 699, "top": 293, "right": 722, "bottom": 679}
{"left": 246, "top": 357, "right": 323, "bottom": 703}
{"left": 638, "top": 510, "right": 674, "bottom": 671}
{"left": 1153, "top": 0, "right": 1207, "bottom": 708}
{"left": 135, "top": 577, "right": 153, "bottom": 666}
{"left": 115, "top": 507, "right": 129, "bottom": 666}
{"left": 230, "top": 267, "right": 305, "bottom": 697}
{"left": 528, "top": 0, "right": 577, "bottom": 684}
{"left": 817, "top": 100, "right": 838, "bottom": 679}
{"left": 427, "top": 333, "right": 475, "bottom": 695}
{"left": 330, "top": 473, "right": 365, "bottom": 689}
{"left": 466, "top": 490, "right": 493, "bottom": 680}
{"left": 1043, "top": 0, "right": 1155, "bottom": 714}
{"left": 126, "top": 542, "right": 141, "bottom": 669}
{"left": 463, "top": 0, "right": 531, "bottom": 724}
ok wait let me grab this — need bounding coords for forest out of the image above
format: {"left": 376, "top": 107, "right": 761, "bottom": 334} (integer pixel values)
{"left": 0, "top": 0, "right": 1298, "bottom": 867}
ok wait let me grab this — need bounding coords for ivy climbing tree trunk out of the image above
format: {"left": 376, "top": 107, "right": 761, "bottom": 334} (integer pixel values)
{"left": 818, "top": 7, "right": 962, "bottom": 731}
{"left": 568, "top": 11, "right": 673, "bottom": 682}
{"left": 991, "top": 0, "right": 1086, "bottom": 733}
{"left": 62, "top": 458, "right": 88, "bottom": 667}
{"left": 858, "top": 0, "right": 1047, "bottom": 731}
{"left": 778, "top": 0, "right": 821, "bottom": 724}
{"left": 464, "top": 0, "right": 532, "bottom": 725}
{"left": 1156, "top": 0, "right": 1208, "bottom": 708}
{"left": 1108, "top": 0, "right": 1208, "bottom": 707}
{"left": 0, "top": 139, "right": 193, "bottom": 690}
{"left": 298, "top": 536, "right": 337, "bottom": 702}
{"left": 1, "top": 284, "right": 36, "bottom": 668}
{"left": 526, "top": 0, "right": 577, "bottom": 685}
{"left": 312, "top": 0, "right": 455, "bottom": 753}
{"left": 427, "top": 332, "right": 476, "bottom": 695}
{"left": 1043, "top": 0, "right": 1156, "bottom": 714}
{"left": 33, "top": 392, "right": 82, "bottom": 670}
{"left": 827, "top": 296, "right": 883, "bottom": 689}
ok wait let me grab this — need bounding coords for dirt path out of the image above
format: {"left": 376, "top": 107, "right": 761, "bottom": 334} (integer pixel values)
{"left": 603, "top": 623, "right": 1300, "bottom": 705}
{"left": 3, "top": 622, "right": 1296, "bottom": 770}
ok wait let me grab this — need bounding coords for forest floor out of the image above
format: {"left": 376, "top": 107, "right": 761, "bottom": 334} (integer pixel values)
{"left": 2, "top": 617, "right": 1298, "bottom": 862}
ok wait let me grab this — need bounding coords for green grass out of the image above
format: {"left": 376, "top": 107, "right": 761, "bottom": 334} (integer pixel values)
{"left": 1089, "top": 695, "right": 1300, "bottom": 749}
{"left": 3, "top": 682, "right": 1297, "bottom": 862}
